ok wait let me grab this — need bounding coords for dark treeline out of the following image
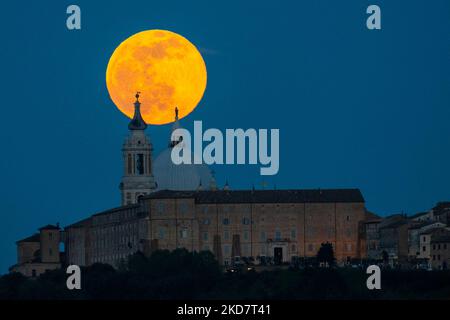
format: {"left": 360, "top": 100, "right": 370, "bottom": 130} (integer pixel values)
{"left": 1, "top": 249, "right": 450, "bottom": 300}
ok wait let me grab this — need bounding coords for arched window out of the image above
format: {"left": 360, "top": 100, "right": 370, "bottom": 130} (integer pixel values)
{"left": 136, "top": 154, "right": 144, "bottom": 175}
{"left": 127, "top": 154, "right": 132, "bottom": 174}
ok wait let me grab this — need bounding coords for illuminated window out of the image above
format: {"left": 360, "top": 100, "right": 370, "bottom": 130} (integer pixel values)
{"left": 180, "top": 228, "right": 188, "bottom": 239}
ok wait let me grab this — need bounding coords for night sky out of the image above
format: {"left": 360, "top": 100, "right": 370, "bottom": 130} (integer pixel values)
{"left": 0, "top": 0, "right": 449, "bottom": 273}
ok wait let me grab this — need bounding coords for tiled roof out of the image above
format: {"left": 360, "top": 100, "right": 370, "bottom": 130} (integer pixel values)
{"left": 64, "top": 218, "right": 91, "bottom": 229}
{"left": 409, "top": 211, "right": 429, "bottom": 219}
{"left": 379, "top": 219, "right": 408, "bottom": 230}
{"left": 91, "top": 204, "right": 140, "bottom": 217}
{"left": 365, "top": 210, "right": 381, "bottom": 222}
{"left": 38, "top": 224, "right": 60, "bottom": 231}
{"left": 16, "top": 233, "right": 40, "bottom": 243}
{"left": 433, "top": 202, "right": 450, "bottom": 215}
{"left": 144, "top": 188, "right": 365, "bottom": 204}
{"left": 431, "top": 235, "right": 450, "bottom": 244}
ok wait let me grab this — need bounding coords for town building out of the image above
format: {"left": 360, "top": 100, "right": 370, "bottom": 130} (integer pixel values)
{"left": 9, "top": 225, "right": 62, "bottom": 277}
{"left": 362, "top": 212, "right": 382, "bottom": 260}
{"left": 430, "top": 231, "right": 450, "bottom": 270}
{"left": 378, "top": 214, "right": 410, "bottom": 265}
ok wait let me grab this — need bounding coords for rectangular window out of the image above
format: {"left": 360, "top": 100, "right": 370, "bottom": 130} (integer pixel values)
{"left": 275, "top": 230, "right": 281, "bottom": 241}
{"left": 157, "top": 202, "right": 165, "bottom": 214}
{"left": 243, "top": 231, "right": 249, "bottom": 241}
{"left": 49, "top": 248, "right": 53, "bottom": 256}
{"left": 159, "top": 228, "right": 165, "bottom": 239}
{"left": 180, "top": 228, "right": 188, "bottom": 239}
{"left": 224, "top": 244, "right": 231, "bottom": 255}
{"left": 291, "top": 229, "right": 296, "bottom": 240}
{"left": 203, "top": 232, "right": 208, "bottom": 241}
{"left": 224, "top": 231, "right": 229, "bottom": 240}
{"left": 346, "top": 243, "right": 352, "bottom": 252}
{"left": 260, "top": 231, "right": 266, "bottom": 241}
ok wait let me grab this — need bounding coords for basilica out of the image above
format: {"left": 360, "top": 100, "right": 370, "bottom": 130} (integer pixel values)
{"left": 10, "top": 95, "right": 370, "bottom": 277}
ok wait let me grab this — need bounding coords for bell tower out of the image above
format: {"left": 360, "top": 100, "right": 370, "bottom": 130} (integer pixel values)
{"left": 120, "top": 93, "right": 156, "bottom": 205}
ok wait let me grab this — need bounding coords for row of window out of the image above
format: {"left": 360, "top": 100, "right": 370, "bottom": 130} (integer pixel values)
{"left": 93, "top": 210, "right": 137, "bottom": 224}
{"left": 126, "top": 153, "right": 149, "bottom": 176}
{"left": 157, "top": 229, "right": 297, "bottom": 241}
{"left": 92, "top": 223, "right": 138, "bottom": 237}
{"left": 92, "top": 237, "right": 137, "bottom": 251}
{"left": 91, "top": 252, "right": 129, "bottom": 264}
{"left": 154, "top": 202, "right": 354, "bottom": 222}
{"left": 433, "top": 243, "right": 448, "bottom": 250}
{"left": 199, "top": 243, "right": 352, "bottom": 256}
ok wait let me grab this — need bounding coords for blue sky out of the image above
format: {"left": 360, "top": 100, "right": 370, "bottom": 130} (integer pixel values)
{"left": 0, "top": 0, "right": 449, "bottom": 273}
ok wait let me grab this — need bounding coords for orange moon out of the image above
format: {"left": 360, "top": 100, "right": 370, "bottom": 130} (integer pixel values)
{"left": 106, "top": 30, "right": 207, "bottom": 125}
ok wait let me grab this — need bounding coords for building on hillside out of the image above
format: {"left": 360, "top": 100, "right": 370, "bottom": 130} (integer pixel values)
{"left": 63, "top": 188, "right": 367, "bottom": 268}
{"left": 430, "top": 232, "right": 450, "bottom": 270}
{"left": 418, "top": 226, "right": 450, "bottom": 268}
{"left": 11, "top": 94, "right": 371, "bottom": 274}
{"left": 410, "top": 221, "right": 447, "bottom": 260}
{"left": 362, "top": 212, "right": 382, "bottom": 260}
{"left": 409, "top": 211, "right": 434, "bottom": 223}
{"left": 9, "top": 225, "right": 62, "bottom": 277}
{"left": 378, "top": 215, "right": 410, "bottom": 265}
{"left": 432, "top": 202, "right": 450, "bottom": 225}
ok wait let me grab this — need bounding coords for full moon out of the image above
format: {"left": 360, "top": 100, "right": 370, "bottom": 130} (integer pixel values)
{"left": 106, "top": 30, "right": 207, "bottom": 125}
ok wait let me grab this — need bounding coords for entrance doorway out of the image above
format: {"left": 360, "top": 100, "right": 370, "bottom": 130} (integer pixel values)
{"left": 274, "top": 247, "right": 283, "bottom": 265}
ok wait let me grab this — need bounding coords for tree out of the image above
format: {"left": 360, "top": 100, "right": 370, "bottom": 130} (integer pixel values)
{"left": 316, "top": 242, "right": 335, "bottom": 267}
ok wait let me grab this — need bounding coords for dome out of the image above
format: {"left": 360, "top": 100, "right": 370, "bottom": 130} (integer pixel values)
{"left": 153, "top": 147, "right": 213, "bottom": 191}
